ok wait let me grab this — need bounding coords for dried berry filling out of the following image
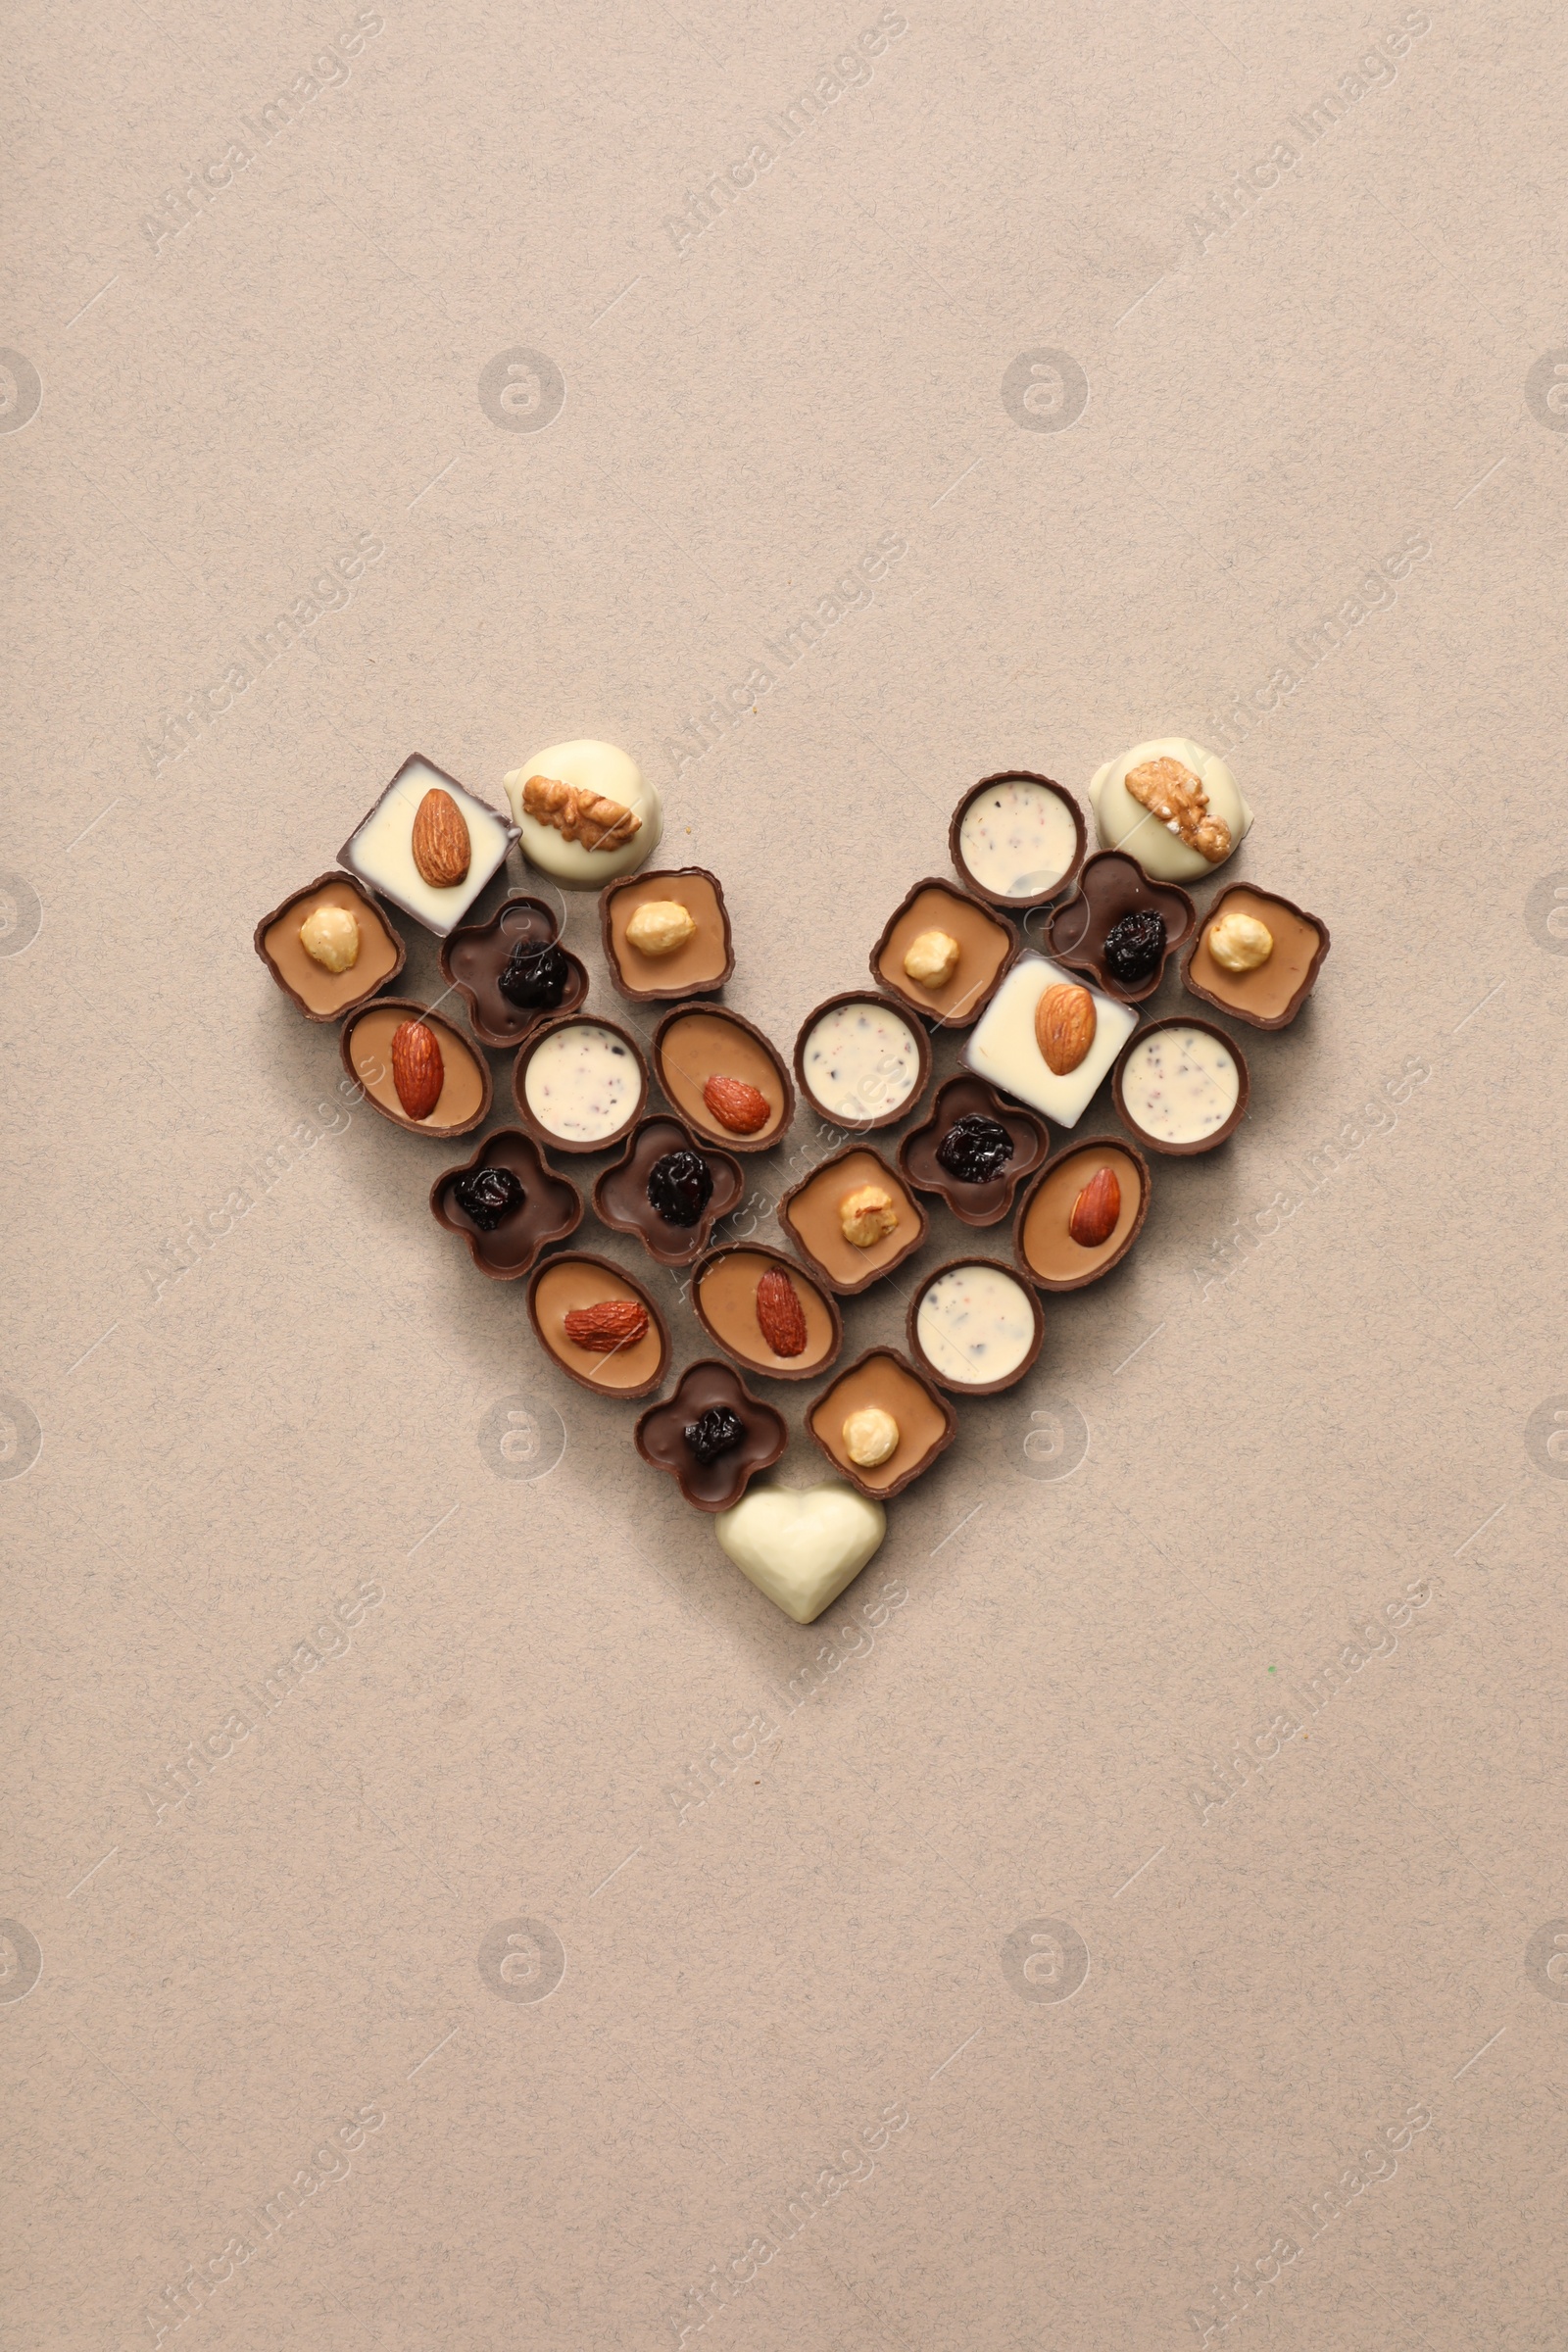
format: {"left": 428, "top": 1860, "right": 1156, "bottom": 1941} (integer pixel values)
{"left": 935, "top": 1112, "right": 1014, "bottom": 1185}
{"left": 1102, "top": 908, "right": 1166, "bottom": 985}
{"left": 451, "top": 1164, "right": 525, "bottom": 1230}
{"left": 646, "top": 1148, "right": 713, "bottom": 1227}
{"left": 499, "top": 938, "right": 569, "bottom": 1009}
{"left": 684, "top": 1405, "right": 744, "bottom": 1465}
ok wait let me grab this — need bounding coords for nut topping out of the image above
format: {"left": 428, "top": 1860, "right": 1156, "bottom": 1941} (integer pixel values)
{"left": 564, "top": 1298, "right": 651, "bottom": 1352}
{"left": 1035, "top": 982, "right": 1097, "bottom": 1075}
{"left": 1068, "top": 1165, "right": 1122, "bottom": 1249}
{"left": 1208, "top": 909, "right": 1274, "bottom": 971}
{"left": 1124, "top": 757, "right": 1231, "bottom": 865}
{"left": 410, "top": 787, "right": 471, "bottom": 889}
{"left": 391, "top": 1019, "right": 444, "bottom": 1120}
{"left": 523, "top": 773, "right": 642, "bottom": 852}
{"left": 839, "top": 1183, "right": 899, "bottom": 1249}
{"left": 755, "top": 1267, "right": 808, "bottom": 1357}
{"left": 843, "top": 1405, "right": 899, "bottom": 1468}
{"left": 299, "top": 904, "right": 360, "bottom": 972}
{"left": 903, "top": 927, "right": 961, "bottom": 989}
{"left": 703, "top": 1074, "right": 771, "bottom": 1135}
{"left": 625, "top": 900, "right": 696, "bottom": 957}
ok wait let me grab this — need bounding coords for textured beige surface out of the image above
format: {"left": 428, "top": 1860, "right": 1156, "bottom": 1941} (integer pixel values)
{"left": 5, "top": 2, "right": 1568, "bottom": 2346}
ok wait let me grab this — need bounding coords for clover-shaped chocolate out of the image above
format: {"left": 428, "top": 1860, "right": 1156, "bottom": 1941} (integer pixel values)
{"left": 634, "top": 1359, "right": 786, "bottom": 1511}
{"left": 1040, "top": 850, "right": 1196, "bottom": 1004}
{"left": 898, "top": 1074, "right": 1048, "bottom": 1228}
{"left": 429, "top": 1129, "right": 581, "bottom": 1280}
{"left": 439, "top": 894, "right": 588, "bottom": 1048}
{"left": 592, "top": 1114, "right": 745, "bottom": 1266}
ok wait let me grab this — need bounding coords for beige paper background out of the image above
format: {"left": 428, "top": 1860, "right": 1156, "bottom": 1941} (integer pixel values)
{"left": 5, "top": 2, "right": 1568, "bottom": 2345}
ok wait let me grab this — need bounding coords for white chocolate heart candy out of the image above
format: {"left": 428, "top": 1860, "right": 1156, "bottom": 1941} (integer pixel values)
{"left": 714, "top": 1482, "right": 887, "bottom": 1624}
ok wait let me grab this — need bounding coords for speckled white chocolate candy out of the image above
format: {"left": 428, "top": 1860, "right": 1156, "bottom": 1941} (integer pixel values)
{"left": 959, "top": 778, "right": 1079, "bottom": 899}
{"left": 916, "top": 1263, "right": 1036, "bottom": 1387}
{"left": 800, "top": 1000, "right": 922, "bottom": 1124}
{"left": 1089, "top": 736, "right": 1251, "bottom": 882}
{"left": 1119, "top": 1023, "right": 1239, "bottom": 1145}
{"left": 523, "top": 1021, "right": 641, "bottom": 1144}
{"left": 966, "top": 954, "right": 1136, "bottom": 1127}
{"left": 714, "top": 1482, "right": 886, "bottom": 1624}
{"left": 504, "top": 738, "right": 662, "bottom": 886}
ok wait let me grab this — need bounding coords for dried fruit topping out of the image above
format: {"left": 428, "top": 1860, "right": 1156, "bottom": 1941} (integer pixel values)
{"left": 564, "top": 1298, "right": 651, "bottom": 1352}
{"left": 499, "top": 938, "right": 569, "bottom": 1008}
{"left": 1035, "top": 981, "right": 1096, "bottom": 1075}
{"left": 411, "top": 786, "right": 471, "bottom": 888}
{"left": 1068, "top": 1165, "right": 1122, "bottom": 1249}
{"left": 935, "top": 1112, "right": 1014, "bottom": 1185}
{"left": 646, "top": 1148, "right": 714, "bottom": 1227}
{"left": 1102, "top": 908, "right": 1166, "bottom": 986}
{"left": 391, "top": 1018, "right": 444, "bottom": 1120}
{"left": 451, "top": 1164, "right": 524, "bottom": 1231}
{"left": 625, "top": 900, "right": 696, "bottom": 957}
{"left": 843, "top": 1405, "right": 899, "bottom": 1468}
{"left": 703, "top": 1073, "right": 770, "bottom": 1135}
{"left": 1124, "top": 756, "right": 1231, "bottom": 864}
{"left": 684, "top": 1404, "right": 744, "bottom": 1465}
{"left": 523, "top": 773, "right": 641, "bottom": 851}
{"left": 755, "top": 1267, "right": 808, "bottom": 1357}
{"left": 299, "top": 904, "right": 360, "bottom": 973}
{"left": 839, "top": 1183, "right": 899, "bottom": 1248}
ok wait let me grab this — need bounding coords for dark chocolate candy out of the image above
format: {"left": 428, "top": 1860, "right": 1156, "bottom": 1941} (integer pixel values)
{"left": 898, "top": 1075, "right": 1048, "bottom": 1228}
{"left": 429, "top": 1129, "right": 581, "bottom": 1279}
{"left": 592, "top": 1116, "right": 745, "bottom": 1267}
{"left": 1041, "top": 851, "right": 1196, "bottom": 1004}
{"left": 439, "top": 896, "right": 589, "bottom": 1048}
{"left": 635, "top": 1360, "right": 786, "bottom": 1512}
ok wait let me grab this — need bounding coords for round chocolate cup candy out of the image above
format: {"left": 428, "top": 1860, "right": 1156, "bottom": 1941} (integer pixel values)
{"left": 690, "top": 1245, "right": 843, "bottom": 1382}
{"left": 634, "top": 1360, "right": 787, "bottom": 1513}
{"left": 869, "top": 877, "right": 1019, "bottom": 1032}
{"left": 527, "top": 1250, "right": 670, "bottom": 1399}
{"left": 592, "top": 1114, "right": 746, "bottom": 1267}
{"left": 905, "top": 1257, "right": 1045, "bottom": 1396}
{"left": 1013, "top": 1136, "right": 1152, "bottom": 1293}
{"left": 898, "top": 1074, "right": 1048, "bottom": 1228}
{"left": 1111, "top": 1016, "right": 1250, "bottom": 1157}
{"left": 793, "top": 990, "right": 932, "bottom": 1133}
{"left": 1180, "top": 885, "right": 1331, "bottom": 1031}
{"left": 949, "top": 770, "right": 1086, "bottom": 909}
{"left": 429, "top": 1129, "right": 582, "bottom": 1280}
{"left": 1041, "top": 850, "right": 1196, "bottom": 1004}
{"left": 600, "top": 865, "right": 735, "bottom": 1002}
{"left": 653, "top": 1004, "right": 795, "bottom": 1154}
{"left": 255, "top": 870, "right": 405, "bottom": 1023}
{"left": 806, "top": 1347, "right": 958, "bottom": 1501}
{"left": 512, "top": 1012, "right": 650, "bottom": 1155}
{"left": 778, "top": 1143, "right": 928, "bottom": 1298}
{"left": 439, "top": 895, "right": 588, "bottom": 1049}
{"left": 339, "top": 998, "right": 492, "bottom": 1139}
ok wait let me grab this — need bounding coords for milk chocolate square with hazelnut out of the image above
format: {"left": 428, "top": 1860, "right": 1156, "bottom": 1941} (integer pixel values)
{"left": 1180, "top": 885, "right": 1330, "bottom": 1030}
{"left": 778, "top": 1145, "right": 927, "bottom": 1297}
{"left": 806, "top": 1348, "right": 957, "bottom": 1499}
{"left": 870, "top": 878, "right": 1019, "bottom": 1028}
{"left": 600, "top": 866, "right": 734, "bottom": 1002}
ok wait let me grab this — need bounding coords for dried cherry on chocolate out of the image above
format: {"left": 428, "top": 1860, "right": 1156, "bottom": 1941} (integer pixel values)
{"left": 683, "top": 1405, "right": 744, "bottom": 1465}
{"left": 499, "top": 938, "right": 569, "bottom": 1009}
{"left": 1102, "top": 908, "right": 1166, "bottom": 985}
{"left": 452, "top": 1164, "right": 525, "bottom": 1231}
{"left": 935, "top": 1112, "right": 1014, "bottom": 1186}
{"left": 646, "top": 1148, "right": 713, "bottom": 1227}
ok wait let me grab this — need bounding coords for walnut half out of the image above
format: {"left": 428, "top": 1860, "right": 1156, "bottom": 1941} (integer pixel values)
{"left": 1124, "top": 757, "right": 1231, "bottom": 865}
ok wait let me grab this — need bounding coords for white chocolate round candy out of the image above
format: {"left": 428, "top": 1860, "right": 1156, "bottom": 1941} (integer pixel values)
{"left": 1089, "top": 737, "right": 1251, "bottom": 882}
{"left": 503, "top": 739, "right": 662, "bottom": 887}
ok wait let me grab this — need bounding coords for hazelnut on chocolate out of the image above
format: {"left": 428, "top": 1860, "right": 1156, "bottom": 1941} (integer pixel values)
{"left": 904, "top": 927, "right": 961, "bottom": 988}
{"left": 843, "top": 1406, "right": 899, "bottom": 1467}
{"left": 626, "top": 899, "right": 697, "bottom": 957}
{"left": 1207, "top": 909, "right": 1274, "bottom": 971}
{"left": 300, "top": 904, "right": 360, "bottom": 972}
{"left": 839, "top": 1184, "right": 899, "bottom": 1249}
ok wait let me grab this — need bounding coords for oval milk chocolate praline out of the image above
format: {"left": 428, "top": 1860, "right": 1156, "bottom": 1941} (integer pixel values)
{"left": 915, "top": 1263, "right": 1036, "bottom": 1387}
{"left": 800, "top": 1000, "right": 922, "bottom": 1124}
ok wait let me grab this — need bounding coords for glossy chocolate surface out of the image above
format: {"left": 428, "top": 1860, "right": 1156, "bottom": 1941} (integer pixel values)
{"left": 949, "top": 770, "right": 1085, "bottom": 908}
{"left": 527, "top": 1252, "right": 670, "bottom": 1398}
{"left": 806, "top": 1348, "right": 958, "bottom": 1500}
{"left": 906, "top": 1256, "right": 1045, "bottom": 1395}
{"left": 691, "top": 1245, "right": 842, "bottom": 1380}
{"left": 1042, "top": 851, "right": 1197, "bottom": 1004}
{"left": 255, "top": 870, "right": 405, "bottom": 1022}
{"left": 339, "top": 998, "right": 492, "bottom": 1138}
{"left": 592, "top": 1115, "right": 745, "bottom": 1266}
{"left": 1181, "top": 885, "right": 1331, "bottom": 1030}
{"left": 600, "top": 865, "right": 734, "bottom": 1002}
{"left": 439, "top": 895, "right": 588, "bottom": 1047}
{"left": 654, "top": 1004, "right": 794, "bottom": 1152}
{"left": 1111, "top": 1016, "right": 1250, "bottom": 1156}
{"left": 511, "top": 1013, "right": 650, "bottom": 1153}
{"left": 898, "top": 1074, "right": 1048, "bottom": 1227}
{"left": 429, "top": 1129, "right": 582, "bottom": 1279}
{"left": 1013, "top": 1136, "right": 1151, "bottom": 1292}
{"left": 634, "top": 1359, "right": 787, "bottom": 1512}
{"left": 778, "top": 1145, "right": 928, "bottom": 1297}
{"left": 869, "top": 878, "right": 1017, "bottom": 1028}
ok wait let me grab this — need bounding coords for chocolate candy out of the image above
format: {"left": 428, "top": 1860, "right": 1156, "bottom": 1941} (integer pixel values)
{"left": 652, "top": 1005, "right": 794, "bottom": 1153}
{"left": 255, "top": 871, "right": 405, "bottom": 1023}
{"left": 340, "top": 999, "right": 491, "bottom": 1138}
{"left": 634, "top": 1360, "right": 786, "bottom": 1511}
{"left": 899, "top": 1076, "right": 1048, "bottom": 1228}
{"left": 431, "top": 1131, "right": 581, "bottom": 1278}
{"left": 869, "top": 877, "right": 1018, "bottom": 1028}
{"left": 600, "top": 865, "right": 734, "bottom": 1001}
{"left": 338, "top": 755, "right": 518, "bottom": 939}
{"left": 593, "top": 1116, "right": 745, "bottom": 1266}
{"left": 441, "top": 896, "right": 589, "bottom": 1049}
{"left": 527, "top": 1252, "right": 670, "bottom": 1397}
{"left": 691, "top": 1246, "right": 843, "bottom": 1381}
{"left": 1041, "top": 851, "right": 1196, "bottom": 1004}
{"left": 1013, "top": 1137, "right": 1152, "bottom": 1293}
{"left": 805, "top": 1348, "right": 957, "bottom": 1500}
{"left": 1181, "top": 886, "right": 1331, "bottom": 1030}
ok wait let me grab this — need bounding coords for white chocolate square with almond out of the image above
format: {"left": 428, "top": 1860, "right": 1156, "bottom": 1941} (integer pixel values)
{"left": 966, "top": 954, "right": 1136, "bottom": 1126}
{"left": 340, "top": 757, "right": 516, "bottom": 938}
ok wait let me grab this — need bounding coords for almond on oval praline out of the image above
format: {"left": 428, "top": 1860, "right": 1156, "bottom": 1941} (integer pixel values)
{"left": 1068, "top": 1164, "right": 1121, "bottom": 1249}
{"left": 391, "top": 1018, "right": 444, "bottom": 1120}
{"left": 1035, "top": 982, "right": 1097, "bottom": 1076}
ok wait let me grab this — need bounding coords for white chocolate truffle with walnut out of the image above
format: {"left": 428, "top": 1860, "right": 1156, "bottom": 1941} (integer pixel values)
{"left": 504, "top": 739, "right": 662, "bottom": 887}
{"left": 1089, "top": 737, "right": 1251, "bottom": 882}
